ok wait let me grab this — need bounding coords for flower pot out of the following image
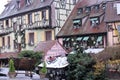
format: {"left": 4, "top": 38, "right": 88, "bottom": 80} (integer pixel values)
{"left": 40, "top": 72, "right": 46, "bottom": 79}
{"left": 8, "top": 72, "right": 17, "bottom": 78}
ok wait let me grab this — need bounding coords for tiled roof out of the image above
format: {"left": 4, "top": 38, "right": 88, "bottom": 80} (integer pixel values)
{"left": 0, "top": 0, "right": 53, "bottom": 19}
{"left": 104, "top": 1, "right": 120, "bottom": 22}
{"left": 34, "top": 40, "right": 58, "bottom": 53}
{"left": 57, "top": 0, "right": 109, "bottom": 37}
{"left": 0, "top": 52, "right": 18, "bottom": 59}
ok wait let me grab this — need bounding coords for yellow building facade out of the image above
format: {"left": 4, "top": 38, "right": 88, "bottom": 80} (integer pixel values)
{"left": 0, "top": 9, "right": 54, "bottom": 53}
{"left": 0, "top": 0, "right": 76, "bottom": 53}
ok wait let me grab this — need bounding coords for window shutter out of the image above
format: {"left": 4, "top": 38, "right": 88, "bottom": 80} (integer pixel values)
{"left": 39, "top": 11, "right": 42, "bottom": 21}
{"left": 32, "top": 13, "right": 35, "bottom": 23}
{"left": 0, "top": 37, "right": 2, "bottom": 47}
{"left": 46, "top": 10, "right": 49, "bottom": 20}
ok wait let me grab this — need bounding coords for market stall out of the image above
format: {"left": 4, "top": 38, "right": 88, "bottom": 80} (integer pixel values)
{"left": 38, "top": 56, "right": 68, "bottom": 80}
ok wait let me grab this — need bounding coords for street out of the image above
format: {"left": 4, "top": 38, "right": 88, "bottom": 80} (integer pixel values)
{"left": 0, "top": 68, "right": 49, "bottom": 80}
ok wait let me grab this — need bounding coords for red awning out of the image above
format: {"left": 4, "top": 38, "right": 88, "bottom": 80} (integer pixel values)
{"left": 0, "top": 52, "right": 18, "bottom": 59}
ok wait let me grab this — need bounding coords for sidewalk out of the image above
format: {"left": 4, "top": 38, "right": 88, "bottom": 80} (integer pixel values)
{"left": 0, "top": 68, "right": 49, "bottom": 80}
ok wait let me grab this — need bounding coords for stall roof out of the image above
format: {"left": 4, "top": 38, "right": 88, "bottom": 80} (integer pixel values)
{"left": 38, "top": 56, "right": 68, "bottom": 68}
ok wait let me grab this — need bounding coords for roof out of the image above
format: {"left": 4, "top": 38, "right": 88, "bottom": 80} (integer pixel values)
{"left": 0, "top": 0, "right": 53, "bottom": 19}
{"left": 0, "top": 52, "right": 18, "bottom": 59}
{"left": 57, "top": 0, "right": 109, "bottom": 37}
{"left": 104, "top": 1, "right": 120, "bottom": 22}
{"left": 34, "top": 40, "right": 60, "bottom": 53}
{"left": 96, "top": 45, "right": 120, "bottom": 61}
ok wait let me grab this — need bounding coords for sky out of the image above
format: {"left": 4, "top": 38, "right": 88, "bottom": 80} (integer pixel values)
{"left": 0, "top": 0, "right": 8, "bottom": 14}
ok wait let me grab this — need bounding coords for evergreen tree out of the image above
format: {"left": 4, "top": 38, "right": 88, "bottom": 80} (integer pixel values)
{"left": 67, "top": 47, "right": 96, "bottom": 80}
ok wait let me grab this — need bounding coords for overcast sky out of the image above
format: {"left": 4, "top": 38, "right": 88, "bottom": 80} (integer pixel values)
{"left": 0, "top": 0, "right": 8, "bottom": 14}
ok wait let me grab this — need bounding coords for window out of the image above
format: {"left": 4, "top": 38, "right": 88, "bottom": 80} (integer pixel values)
{"left": 2, "top": 37, "right": 5, "bottom": 48}
{"left": 6, "top": 20, "right": 9, "bottom": 27}
{"left": 34, "top": 12, "right": 40, "bottom": 22}
{"left": 28, "top": 13, "right": 32, "bottom": 24}
{"left": 90, "top": 17, "right": 99, "bottom": 27}
{"left": 17, "top": 16, "right": 22, "bottom": 25}
{"left": 96, "top": 36, "right": 103, "bottom": 46}
{"left": 13, "top": 22, "right": 17, "bottom": 32}
{"left": 29, "top": 33, "right": 34, "bottom": 46}
{"left": 8, "top": 36, "right": 10, "bottom": 49}
{"left": 14, "top": 40, "right": 18, "bottom": 49}
{"left": 42, "top": 10, "right": 46, "bottom": 20}
{"left": 85, "top": 7, "right": 91, "bottom": 13}
{"left": 42, "top": 10, "right": 46, "bottom": 24}
{"left": 73, "top": 19, "right": 82, "bottom": 28}
{"left": 108, "top": 25, "right": 113, "bottom": 31}
{"left": 22, "top": 16, "right": 26, "bottom": 24}
{"left": 45, "top": 31, "right": 52, "bottom": 41}
{"left": 77, "top": 8, "right": 83, "bottom": 14}
{"left": 117, "top": 25, "right": 120, "bottom": 33}
{"left": 60, "top": 0, "right": 66, "bottom": 8}
{"left": 0, "top": 22, "right": 4, "bottom": 29}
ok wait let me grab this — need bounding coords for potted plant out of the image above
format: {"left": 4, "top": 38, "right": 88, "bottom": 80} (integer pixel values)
{"left": 39, "top": 61, "right": 47, "bottom": 79}
{"left": 8, "top": 58, "right": 17, "bottom": 78}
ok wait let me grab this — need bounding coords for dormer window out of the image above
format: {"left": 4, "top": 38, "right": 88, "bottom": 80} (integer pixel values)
{"left": 16, "top": 0, "right": 20, "bottom": 9}
{"left": 102, "top": 3, "right": 106, "bottom": 10}
{"left": 78, "top": 8, "right": 83, "bottom": 14}
{"left": 90, "top": 17, "right": 99, "bottom": 27}
{"left": 94, "top": 5, "right": 99, "bottom": 10}
{"left": 73, "top": 19, "right": 82, "bottom": 28}
{"left": 25, "top": 0, "right": 33, "bottom": 6}
{"left": 85, "top": 7, "right": 91, "bottom": 13}
{"left": 40, "top": 0, "right": 45, "bottom": 2}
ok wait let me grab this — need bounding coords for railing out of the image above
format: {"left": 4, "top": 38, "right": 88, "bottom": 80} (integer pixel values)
{"left": 25, "top": 20, "right": 49, "bottom": 29}
{"left": 0, "top": 27, "right": 13, "bottom": 35}
{"left": 0, "top": 20, "right": 50, "bottom": 35}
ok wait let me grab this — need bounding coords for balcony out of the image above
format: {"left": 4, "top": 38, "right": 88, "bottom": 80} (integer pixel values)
{"left": 24, "top": 20, "right": 50, "bottom": 30}
{"left": 0, "top": 27, "right": 13, "bottom": 35}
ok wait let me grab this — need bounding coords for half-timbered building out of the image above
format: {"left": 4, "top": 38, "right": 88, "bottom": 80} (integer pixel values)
{"left": 0, "top": 0, "right": 77, "bottom": 54}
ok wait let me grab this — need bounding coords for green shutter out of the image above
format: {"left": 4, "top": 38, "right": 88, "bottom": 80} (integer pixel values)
{"left": 76, "top": 37, "right": 82, "bottom": 41}
{"left": 83, "top": 37, "right": 89, "bottom": 41}
{"left": 66, "top": 38, "right": 70, "bottom": 41}
{"left": 73, "top": 20, "right": 80, "bottom": 24}
{"left": 97, "top": 36, "right": 102, "bottom": 42}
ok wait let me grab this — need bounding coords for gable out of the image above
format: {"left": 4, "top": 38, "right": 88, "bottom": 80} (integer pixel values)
{"left": 45, "top": 41, "right": 67, "bottom": 59}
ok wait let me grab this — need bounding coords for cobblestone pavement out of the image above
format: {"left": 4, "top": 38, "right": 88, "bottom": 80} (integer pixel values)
{"left": 0, "top": 68, "right": 49, "bottom": 80}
